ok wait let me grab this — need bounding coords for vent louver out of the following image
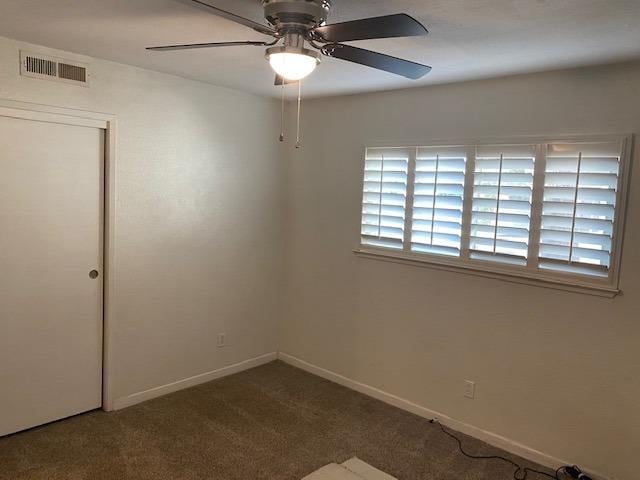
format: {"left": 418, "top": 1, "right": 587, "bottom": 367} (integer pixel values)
{"left": 58, "top": 63, "right": 87, "bottom": 83}
{"left": 20, "top": 51, "right": 89, "bottom": 86}
{"left": 24, "top": 56, "right": 57, "bottom": 77}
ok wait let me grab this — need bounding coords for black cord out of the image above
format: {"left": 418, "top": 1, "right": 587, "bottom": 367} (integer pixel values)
{"left": 431, "top": 420, "right": 560, "bottom": 480}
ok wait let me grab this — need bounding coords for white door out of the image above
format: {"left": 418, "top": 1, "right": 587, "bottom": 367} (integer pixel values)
{"left": 0, "top": 114, "right": 103, "bottom": 436}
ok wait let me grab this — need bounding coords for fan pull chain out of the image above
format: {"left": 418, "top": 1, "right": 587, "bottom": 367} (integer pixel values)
{"left": 295, "top": 79, "right": 302, "bottom": 149}
{"left": 279, "top": 79, "right": 285, "bottom": 142}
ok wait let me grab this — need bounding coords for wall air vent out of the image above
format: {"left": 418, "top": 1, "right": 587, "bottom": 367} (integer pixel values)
{"left": 20, "top": 51, "right": 90, "bottom": 86}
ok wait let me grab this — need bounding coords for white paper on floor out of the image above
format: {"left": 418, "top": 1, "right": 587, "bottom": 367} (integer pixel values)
{"left": 302, "top": 457, "right": 397, "bottom": 480}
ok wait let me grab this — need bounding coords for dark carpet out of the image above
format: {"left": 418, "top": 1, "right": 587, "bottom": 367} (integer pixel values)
{"left": 0, "top": 360, "right": 553, "bottom": 480}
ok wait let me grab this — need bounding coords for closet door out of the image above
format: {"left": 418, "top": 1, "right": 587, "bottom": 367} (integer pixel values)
{"left": 0, "top": 114, "right": 103, "bottom": 436}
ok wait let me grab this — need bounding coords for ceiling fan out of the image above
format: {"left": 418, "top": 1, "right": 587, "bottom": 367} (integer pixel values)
{"left": 147, "top": 0, "right": 432, "bottom": 83}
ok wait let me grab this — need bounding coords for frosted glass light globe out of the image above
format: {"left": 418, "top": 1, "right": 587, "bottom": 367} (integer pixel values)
{"left": 269, "top": 52, "right": 318, "bottom": 81}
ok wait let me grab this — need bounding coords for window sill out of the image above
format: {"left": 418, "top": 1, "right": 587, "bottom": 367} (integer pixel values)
{"left": 353, "top": 248, "right": 620, "bottom": 298}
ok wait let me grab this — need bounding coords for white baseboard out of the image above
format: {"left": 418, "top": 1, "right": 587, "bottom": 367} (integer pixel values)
{"left": 278, "top": 352, "right": 610, "bottom": 480}
{"left": 110, "top": 352, "right": 277, "bottom": 411}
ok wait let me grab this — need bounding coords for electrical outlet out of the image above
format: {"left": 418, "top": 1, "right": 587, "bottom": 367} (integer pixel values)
{"left": 464, "top": 380, "right": 475, "bottom": 399}
{"left": 217, "top": 333, "right": 226, "bottom": 348}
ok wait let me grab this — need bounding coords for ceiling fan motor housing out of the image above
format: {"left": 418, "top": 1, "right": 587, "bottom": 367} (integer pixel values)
{"left": 262, "top": 0, "right": 332, "bottom": 33}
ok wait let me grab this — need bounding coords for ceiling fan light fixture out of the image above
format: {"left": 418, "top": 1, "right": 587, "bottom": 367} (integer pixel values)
{"left": 148, "top": 1, "right": 432, "bottom": 84}
{"left": 266, "top": 46, "right": 320, "bottom": 81}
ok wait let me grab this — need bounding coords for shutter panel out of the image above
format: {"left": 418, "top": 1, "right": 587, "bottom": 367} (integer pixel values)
{"left": 410, "top": 146, "right": 466, "bottom": 257}
{"left": 361, "top": 148, "right": 409, "bottom": 250}
{"left": 470, "top": 145, "right": 536, "bottom": 261}
{"left": 539, "top": 141, "right": 621, "bottom": 275}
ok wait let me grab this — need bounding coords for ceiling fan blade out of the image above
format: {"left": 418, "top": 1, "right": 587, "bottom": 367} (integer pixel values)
{"left": 322, "top": 43, "right": 431, "bottom": 79}
{"left": 147, "top": 40, "right": 271, "bottom": 51}
{"left": 178, "top": 0, "right": 277, "bottom": 37}
{"left": 313, "top": 14, "right": 428, "bottom": 43}
{"left": 274, "top": 74, "right": 297, "bottom": 86}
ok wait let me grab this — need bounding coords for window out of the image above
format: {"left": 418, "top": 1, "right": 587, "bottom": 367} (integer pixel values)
{"left": 358, "top": 136, "right": 631, "bottom": 296}
{"left": 539, "top": 142, "right": 621, "bottom": 277}
{"left": 411, "top": 147, "right": 466, "bottom": 257}
{"left": 470, "top": 145, "right": 535, "bottom": 262}
{"left": 361, "top": 148, "right": 409, "bottom": 250}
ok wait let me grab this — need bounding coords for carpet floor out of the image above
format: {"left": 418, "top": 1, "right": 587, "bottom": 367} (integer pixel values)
{"left": 0, "top": 360, "right": 553, "bottom": 480}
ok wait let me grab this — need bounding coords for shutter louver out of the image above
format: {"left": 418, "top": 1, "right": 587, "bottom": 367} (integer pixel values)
{"left": 361, "top": 148, "right": 409, "bottom": 250}
{"left": 470, "top": 145, "right": 536, "bottom": 262}
{"left": 539, "top": 142, "right": 621, "bottom": 276}
{"left": 410, "top": 146, "right": 466, "bottom": 257}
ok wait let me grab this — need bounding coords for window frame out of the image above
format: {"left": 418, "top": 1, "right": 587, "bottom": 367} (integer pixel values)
{"left": 355, "top": 134, "right": 633, "bottom": 297}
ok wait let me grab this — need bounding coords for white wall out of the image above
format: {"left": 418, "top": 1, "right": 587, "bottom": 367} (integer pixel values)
{"left": 0, "top": 36, "right": 285, "bottom": 405}
{"left": 281, "top": 61, "right": 640, "bottom": 480}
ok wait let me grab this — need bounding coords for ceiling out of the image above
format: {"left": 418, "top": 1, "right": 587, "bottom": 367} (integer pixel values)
{"left": 1, "top": 0, "right": 639, "bottom": 98}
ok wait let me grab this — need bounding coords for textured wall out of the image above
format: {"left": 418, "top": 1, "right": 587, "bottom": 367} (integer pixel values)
{"left": 0, "top": 36, "right": 285, "bottom": 404}
{"left": 281, "top": 61, "right": 640, "bottom": 480}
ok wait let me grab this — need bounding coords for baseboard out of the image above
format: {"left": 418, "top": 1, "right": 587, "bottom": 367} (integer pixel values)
{"left": 111, "top": 352, "right": 277, "bottom": 410}
{"left": 278, "top": 352, "right": 610, "bottom": 480}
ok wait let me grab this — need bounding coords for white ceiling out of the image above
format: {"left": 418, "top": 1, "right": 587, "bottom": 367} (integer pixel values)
{"left": 1, "top": 0, "right": 639, "bottom": 98}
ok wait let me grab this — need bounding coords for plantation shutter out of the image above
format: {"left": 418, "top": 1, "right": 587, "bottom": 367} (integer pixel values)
{"left": 410, "top": 146, "right": 466, "bottom": 257}
{"left": 358, "top": 136, "right": 629, "bottom": 294}
{"left": 360, "top": 147, "right": 409, "bottom": 250}
{"left": 470, "top": 145, "right": 536, "bottom": 260}
{"left": 539, "top": 142, "right": 622, "bottom": 276}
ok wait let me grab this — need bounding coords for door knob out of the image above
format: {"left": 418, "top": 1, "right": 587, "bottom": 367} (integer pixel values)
{"left": 89, "top": 270, "right": 99, "bottom": 279}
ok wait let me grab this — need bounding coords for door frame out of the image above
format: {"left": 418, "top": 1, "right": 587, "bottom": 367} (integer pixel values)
{"left": 0, "top": 98, "right": 118, "bottom": 411}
